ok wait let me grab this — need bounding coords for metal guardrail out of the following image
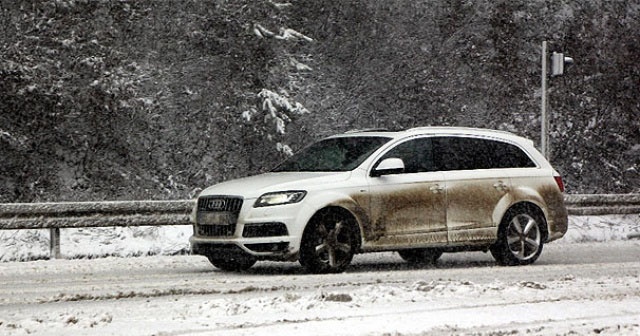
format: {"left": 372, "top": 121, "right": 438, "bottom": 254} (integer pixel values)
{"left": 0, "top": 195, "right": 638, "bottom": 259}
{"left": 564, "top": 194, "right": 640, "bottom": 216}
{"left": 0, "top": 200, "right": 194, "bottom": 230}
{"left": 0, "top": 200, "right": 194, "bottom": 259}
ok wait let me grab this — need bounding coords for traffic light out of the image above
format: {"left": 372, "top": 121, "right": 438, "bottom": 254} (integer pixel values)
{"left": 551, "top": 52, "right": 574, "bottom": 76}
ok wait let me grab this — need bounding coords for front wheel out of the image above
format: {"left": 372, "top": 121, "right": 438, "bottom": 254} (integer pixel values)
{"left": 299, "top": 210, "right": 357, "bottom": 274}
{"left": 491, "top": 205, "right": 545, "bottom": 266}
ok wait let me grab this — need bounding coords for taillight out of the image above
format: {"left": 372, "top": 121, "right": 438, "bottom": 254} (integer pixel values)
{"left": 554, "top": 175, "right": 565, "bottom": 192}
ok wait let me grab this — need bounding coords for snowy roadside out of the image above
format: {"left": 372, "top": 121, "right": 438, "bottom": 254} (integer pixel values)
{"left": 0, "top": 214, "right": 638, "bottom": 262}
{"left": 1, "top": 252, "right": 639, "bottom": 336}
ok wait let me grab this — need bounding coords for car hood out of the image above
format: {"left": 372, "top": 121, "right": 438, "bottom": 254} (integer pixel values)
{"left": 198, "top": 171, "right": 353, "bottom": 199}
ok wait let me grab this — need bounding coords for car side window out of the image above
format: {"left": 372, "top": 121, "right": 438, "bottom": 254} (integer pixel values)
{"left": 433, "top": 137, "right": 480, "bottom": 171}
{"left": 489, "top": 140, "right": 537, "bottom": 168}
{"left": 432, "top": 136, "right": 536, "bottom": 171}
{"left": 379, "top": 138, "right": 435, "bottom": 174}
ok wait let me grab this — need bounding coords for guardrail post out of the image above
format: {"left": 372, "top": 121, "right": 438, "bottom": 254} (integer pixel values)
{"left": 49, "top": 228, "right": 61, "bottom": 259}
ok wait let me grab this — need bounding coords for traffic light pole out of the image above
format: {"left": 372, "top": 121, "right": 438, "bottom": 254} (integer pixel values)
{"left": 541, "top": 41, "right": 550, "bottom": 159}
{"left": 541, "top": 41, "right": 573, "bottom": 160}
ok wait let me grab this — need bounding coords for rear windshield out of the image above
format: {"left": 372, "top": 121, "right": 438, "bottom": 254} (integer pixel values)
{"left": 273, "top": 136, "right": 392, "bottom": 172}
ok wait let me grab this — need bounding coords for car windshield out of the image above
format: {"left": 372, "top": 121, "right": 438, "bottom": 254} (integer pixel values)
{"left": 273, "top": 136, "right": 392, "bottom": 172}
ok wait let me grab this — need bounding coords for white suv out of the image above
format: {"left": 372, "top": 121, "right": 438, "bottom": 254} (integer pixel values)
{"left": 190, "top": 127, "right": 568, "bottom": 273}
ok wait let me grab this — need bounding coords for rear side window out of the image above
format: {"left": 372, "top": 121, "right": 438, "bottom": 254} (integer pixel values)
{"left": 490, "top": 140, "right": 537, "bottom": 168}
{"left": 432, "top": 137, "right": 536, "bottom": 171}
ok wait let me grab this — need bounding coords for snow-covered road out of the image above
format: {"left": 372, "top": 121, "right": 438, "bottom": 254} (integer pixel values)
{"left": 1, "top": 241, "right": 639, "bottom": 335}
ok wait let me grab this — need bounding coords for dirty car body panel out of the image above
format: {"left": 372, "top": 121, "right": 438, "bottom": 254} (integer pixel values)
{"left": 190, "top": 127, "right": 568, "bottom": 273}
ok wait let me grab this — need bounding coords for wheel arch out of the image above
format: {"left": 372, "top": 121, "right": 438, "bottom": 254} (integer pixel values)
{"left": 501, "top": 201, "right": 549, "bottom": 241}
{"left": 493, "top": 187, "right": 551, "bottom": 240}
{"left": 304, "top": 204, "right": 364, "bottom": 252}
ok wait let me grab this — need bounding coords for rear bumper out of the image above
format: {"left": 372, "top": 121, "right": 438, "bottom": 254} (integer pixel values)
{"left": 546, "top": 204, "right": 569, "bottom": 243}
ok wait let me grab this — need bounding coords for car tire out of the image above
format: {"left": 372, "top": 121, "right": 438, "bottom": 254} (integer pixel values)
{"left": 398, "top": 248, "right": 443, "bottom": 264}
{"left": 491, "top": 205, "right": 545, "bottom": 266}
{"left": 206, "top": 255, "right": 257, "bottom": 272}
{"left": 299, "top": 209, "right": 357, "bottom": 274}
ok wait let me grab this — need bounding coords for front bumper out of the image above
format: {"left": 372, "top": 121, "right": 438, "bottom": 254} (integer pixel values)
{"left": 189, "top": 235, "right": 296, "bottom": 261}
{"left": 190, "top": 196, "right": 313, "bottom": 261}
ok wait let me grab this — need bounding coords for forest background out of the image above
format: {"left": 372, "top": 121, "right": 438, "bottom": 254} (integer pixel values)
{"left": 1, "top": 0, "right": 638, "bottom": 202}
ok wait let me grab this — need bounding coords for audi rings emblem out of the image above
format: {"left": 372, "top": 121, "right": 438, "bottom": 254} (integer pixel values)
{"left": 207, "top": 199, "right": 227, "bottom": 210}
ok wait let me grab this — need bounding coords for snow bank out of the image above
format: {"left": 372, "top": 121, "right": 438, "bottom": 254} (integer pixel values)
{"left": 565, "top": 214, "right": 639, "bottom": 242}
{"left": 0, "top": 214, "right": 637, "bottom": 262}
{"left": 0, "top": 226, "right": 192, "bottom": 262}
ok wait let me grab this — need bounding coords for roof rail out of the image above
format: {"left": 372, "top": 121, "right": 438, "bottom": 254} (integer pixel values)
{"left": 405, "top": 126, "right": 517, "bottom": 136}
{"left": 344, "top": 128, "right": 390, "bottom": 134}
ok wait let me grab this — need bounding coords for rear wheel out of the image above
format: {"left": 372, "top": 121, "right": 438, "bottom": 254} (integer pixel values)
{"left": 299, "top": 209, "right": 357, "bottom": 274}
{"left": 398, "top": 248, "right": 443, "bottom": 265}
{"left": 206, "top": 255, "right": 257, "bottom": 272}
{"left": 491, "top": 205, "right": 545, "bottom": 266}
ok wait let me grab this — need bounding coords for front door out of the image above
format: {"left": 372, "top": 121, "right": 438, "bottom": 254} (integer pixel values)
{"left": 365, "top": 137, "right": 448, "bottom": 248}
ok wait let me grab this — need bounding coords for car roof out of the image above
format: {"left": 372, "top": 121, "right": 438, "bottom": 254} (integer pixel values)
{"left": 335, "top": 127, "right": 534, "bottom": 146}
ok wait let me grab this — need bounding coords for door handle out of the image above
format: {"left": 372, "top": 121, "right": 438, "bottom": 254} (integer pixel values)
{"left": 429, "top": 185, "right": 445, "bottom": 193}
{"left": 493, "top": 181, "right": 509, "bottom": 192}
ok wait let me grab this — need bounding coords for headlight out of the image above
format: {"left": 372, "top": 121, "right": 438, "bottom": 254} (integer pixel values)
{"left": 254, "top": 191, "right": 307, "bottom": 207}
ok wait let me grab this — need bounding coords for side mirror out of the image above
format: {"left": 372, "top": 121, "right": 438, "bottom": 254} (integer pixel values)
{"left": 371, "top": 158, "right": 405, "bottom": 177}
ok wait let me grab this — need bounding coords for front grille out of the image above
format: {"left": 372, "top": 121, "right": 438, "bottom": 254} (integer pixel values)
{"left": 197, "top": 196, "right": 243, "bottom": 214}
{"left": 196, "top": 196, "right": 243, "bottom": 237}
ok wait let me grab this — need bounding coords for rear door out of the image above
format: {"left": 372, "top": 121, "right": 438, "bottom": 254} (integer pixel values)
{"left": 433, "top": 136, "right": 511, "bottom": 244}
